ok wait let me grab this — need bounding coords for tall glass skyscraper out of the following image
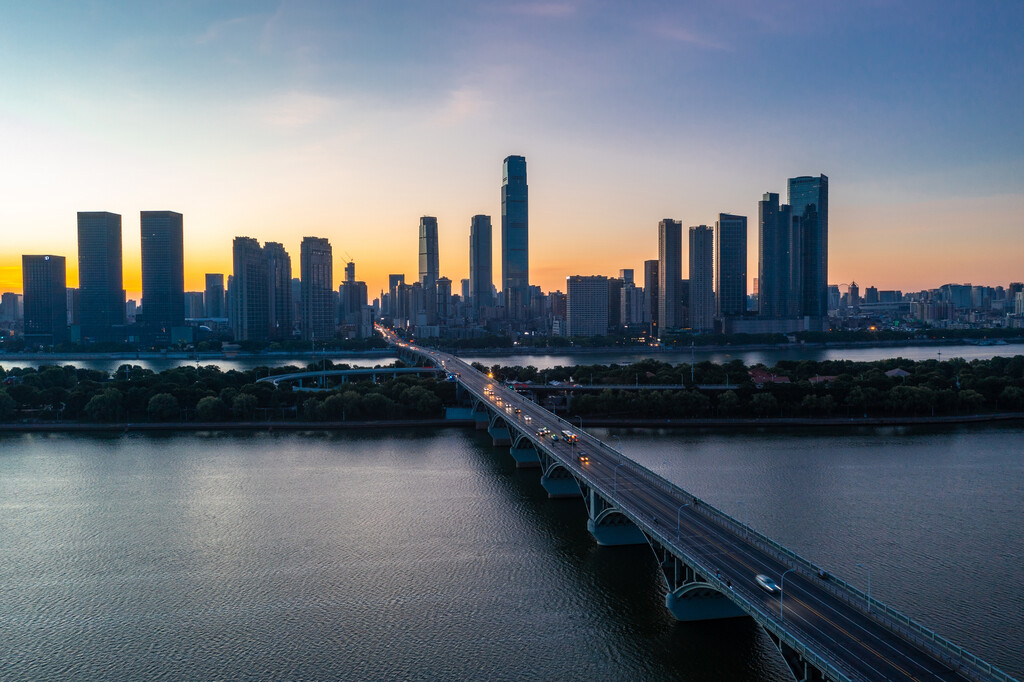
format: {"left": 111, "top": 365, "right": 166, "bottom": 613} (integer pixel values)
{"left": 689, "top": 225, "right": 715, "bottom": 332}
{"left": 231, "top": 237, "right": 269, "bottom": 342}
{"left": 714, "top": 213, "right": 747, "bottom": 319}
{"left": 501, "top": 155, "right": 529, "bottom": 321}
{"left": 469, "top": 214, "right": 492, "bottom": 310}
{"left": 658, "top": 219, "right": 682, "bottom": 331}
{"left": 757, "top": 193, "right": 799, "bottom": 319}
{"left": 788, "top": 174, "right": 829, "bottom": 320}
{"left": 77, "top": 211, "right": 124, "bottom": 343}
{"left": 22, "top": 255, "right": 67, "bottom": 346}
{"left": 140, "top": 210, "right": 185, "bottom": 340}
{"left": 204, "top": 274, "right": 225, "bottom": 318}
{"left": 301, "top": 237, "right": 333, "bottom": 341}
{"left": 264, "top": 242, "right": 293, "bottom": 340}
{"left": 418, "top": 217, "right": 439, "bottom": 287}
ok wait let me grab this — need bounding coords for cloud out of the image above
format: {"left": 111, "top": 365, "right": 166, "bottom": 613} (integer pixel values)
{"left": 506, "top": 2, "right": 581, "bottom": 18}
{"left": 434, "top": 87, "right": 492, "bottom": 126}
{"left": 195, "top": 15, "right": 262, "bottom": 45}
{"left": 257, "top": 91, "right": 340, "bottom": 130}
{"left": 649, "top": 23, "right": 729, "bottom": 50}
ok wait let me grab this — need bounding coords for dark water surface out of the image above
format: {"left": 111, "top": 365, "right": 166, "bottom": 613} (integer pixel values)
{"left": 1, "top": 425, "right": 1021, "bottom": 681}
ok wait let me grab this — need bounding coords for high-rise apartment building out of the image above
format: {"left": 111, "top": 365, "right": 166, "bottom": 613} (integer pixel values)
{"left": 469, "top": 214, "right": 493, "bottom": 310}
{"left": 205, "top": 274, "right": 226, "bottom": 318}
{"left": 22, "top": 255, "right": 67, "bottom": 346}
{"left": 301, "top": 237, "right": 333, "bottom": 341}
{"left": 77, "top": 211, "right": 124, "bottom": 343}
{"left": 658, "top": 219, "right": 683, "bottom": 331}
{"left": 501, "top": 155, "right": 529, "bottom": 321}
{"left": 689, "top": 225, "right": 714, "bottom": 331}
{"left": 566, "top": 275, "right": 609, "bottom": 337}
{"left": 231, "top": 237, "right": 269, "bottom": 341}
{"left": 265, "top": 242, "right": 293, "bottom": 340}
{"left": 344, "top": 261, "right": 355, "bottom": 284}
{"left": 643, "top": 259, "right": 658, "bottom": 331}
{"left": 789, "top": 174, "right": 829, "bottom": 320}
{"left": 140, "top": 211, "right": 185, "bottom": 340}
{"left": 715, "top": 213, "right": 747, "bottom": 319}
{"left": 418, "top": 217, "right": 439, "bottom": 287}
{"left": 758, "top": 193, "right": 799, "bottom": 318}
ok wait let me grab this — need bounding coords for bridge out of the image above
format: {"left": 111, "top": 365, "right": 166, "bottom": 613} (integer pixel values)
{"left": 256, "top": 366, "right": 441, "bottom": 391}
{"left": 383, "top": 331, "right": 1016, "bottom": 682}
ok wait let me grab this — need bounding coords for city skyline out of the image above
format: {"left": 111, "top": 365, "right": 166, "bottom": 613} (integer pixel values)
{"left": 1, "top": 2, "right": 1021, "bottom": 297}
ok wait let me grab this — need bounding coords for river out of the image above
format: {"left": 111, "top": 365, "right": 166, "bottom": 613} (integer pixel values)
{"left": 1, "top": 341, "right": 1021, "bottom": 374}
{"left": 1, "top": 424, "right": 1020, "bottom": 681}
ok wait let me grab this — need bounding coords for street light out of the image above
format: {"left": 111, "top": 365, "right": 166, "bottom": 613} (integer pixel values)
{"left": 780, "top": 568, "right": 796, "bottom": 621}
{"left": 676, "top": 503, "right": 687, "bottom": 536}
{"left": 614, "top": 461, "right": 624, "bottom": 494}
{"left": 611, "top": 434, "right": 622, "bottom": 454}
{"left": 575, "top": 415, "right": 583, "bottom": 433}
{"left": 857, "top": 563, "right": 872, "bottom": 612}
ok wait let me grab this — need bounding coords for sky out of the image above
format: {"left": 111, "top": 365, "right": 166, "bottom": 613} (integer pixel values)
{"left": 1, "top": 0, "right": 1022, "bottom": 300}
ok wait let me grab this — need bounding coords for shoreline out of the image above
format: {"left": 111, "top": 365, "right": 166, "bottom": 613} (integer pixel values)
{"left": 2, "top": 412, "right": 1021, "bottom": 433}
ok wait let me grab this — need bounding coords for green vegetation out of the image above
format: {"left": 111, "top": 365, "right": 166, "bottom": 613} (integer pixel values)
{"left": 486, "top": 355, "right": 1024, "bottom": 419}
{"left": 0, "top": 360, "right": 454, "bottom": 424}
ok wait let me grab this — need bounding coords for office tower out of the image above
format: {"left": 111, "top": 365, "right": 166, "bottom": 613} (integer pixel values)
{"left": 460, "top": 278, "right": 470, "bottom": 302}
{"left": 265, "top": 242, "right": 293, "bottom": 340}
{"left": 388, "top": 274, "right": 405, "bottom": 319}
{"left": 643, "top": 259, "right": 658, "bottom": 331}
{"left": 418, "top": 217, "right": 439, "bottom": 287}
{"left": 865, "top": 286, "right": 879, "bottom": 305}
{"left": 619, "top": 269, "right": 634, "bottom": 285}
{"left": 758, "top": 193, "right": 798, "bottom": 318}
{"left": 22, "top": 255, "right": 67, "bottom": 346}
{"left": 607, "top": 277, "right": 623, "bottom": 330}
{"left": 658, "top": 219, "right": 682, "bottom": 331}
{"left": 789, "top": 174, "right": 828, "bottom": 319}
{"left": 848, "top": 281, "right": 860, "bottom": 308}
{"left": 291, "top": 278, "right": 302, "bottom": 330}
{"left": 140, "top": 211, "right": 185, "bottom": 340}
{"left": 435, "top": 277, "right": 452, "bottom": 322}
{"left": 566, "top": 275, "right": 609, "bottom": 337}
{"left": 205, "top": 274, "right": 226, "bottom": 318}
{"left": 689, "top": 225, "right": 714, "bottom": 331}
{"left": 77, "top": 211, "right": 124, "bottom": 343}
{"left": 65, "top": 288, "right": 79, "bottom": 325}
{"left": 469, "top": 214, "right": 493, "bottom": 310}
{"left": 621, "top": 282, "right": 644, "bottom": 326}
{"left": 231, "top": 237, "right": 269, "bottom": 341}
{"left": 345, "top": 261, "right": 355, "bottom": 284}
{"left": 0, "top": 292, "right": 23, "bottom": 323}
{"left": 301, "top": 237, "right": 333, "bottom": 341}
{"left": 501, "top": 155, "right": 529, "bottom": 320}
{"left": 184, "top": 292, "right": 205, "bottom": 318}
{"left": 715, "top": 213, "right": 747, "bottom": 319}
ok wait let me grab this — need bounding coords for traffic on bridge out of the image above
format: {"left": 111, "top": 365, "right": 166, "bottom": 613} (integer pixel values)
{"left": 380, "top": 327, "right": 1015, "bottom": 682}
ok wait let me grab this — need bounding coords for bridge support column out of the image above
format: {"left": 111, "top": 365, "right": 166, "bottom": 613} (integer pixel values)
{"left": 474, "top": 412, "right": 489, "bottom": 430}
{"left": 585, "top": 489, "right": 646, "bottom": 546}
{"left": 540, "top": 474, "right": 582, "bottom": 498}
{"left": 488, "top": 425, "right": 511, "bottom": 446}
{"left": 665, "top": 588, "right": 747, "bottom": 622}
{"left": 509, "top": 446, "right": 541, "bottom": 469}
{"left": 768, "top": 633, "right": 827, "bottom": 682}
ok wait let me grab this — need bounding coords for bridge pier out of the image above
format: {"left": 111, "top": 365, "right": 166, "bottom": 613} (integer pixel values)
{"left": 488, "top": 424, "right": 511, "bottom": 446}
{"left": 509, "top": 446, "right": 541, "bottom": 469}
{"left": 474, "top": 412, "right": 489, "bottom": 430}
{"left": 665, "top": 589, "right": 747, "bottom": 622}
{"left": 583, "top": 488, "right": 646, "bottom": 545}
{"left": 768, "top": 633, "right": 827, "bottom": 682}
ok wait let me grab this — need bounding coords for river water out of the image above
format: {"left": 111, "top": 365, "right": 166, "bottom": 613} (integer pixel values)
{"left": 1, "top": 341, "right": 1021, "bottom": 374}
{"left": 1, "top": 424, "right": 1021, "bottom": 681}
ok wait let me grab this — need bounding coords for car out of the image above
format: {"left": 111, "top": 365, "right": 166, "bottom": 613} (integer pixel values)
{"left": 577, "top": 452, "right": 590, "bottom": 463}
{"left": 755, "top": 574, "right": 779, "bottom": 594}
{"left": 524, "top": 415, "right": 532, "bottom": 423}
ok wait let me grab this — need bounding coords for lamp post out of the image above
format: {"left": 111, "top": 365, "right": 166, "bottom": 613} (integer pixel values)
{"left": 611, "top": 434, "right": 622, "bottom": 454}
{"left": 780, "top": 568, "right": 795, "bottom": 620}
{"left": 857, "top": 563, "right": 872, "bottom": 612}
{"left": 676, "top": 503, "right": 687, "bottom": 537}
{"left": 614, "top": 461, "right": 624, "bottom": 495}
{"left": 575, "top": 415, "right": 583, "bottom": 434}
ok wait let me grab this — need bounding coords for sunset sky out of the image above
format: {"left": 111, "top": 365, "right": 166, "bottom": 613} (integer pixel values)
{"left": 1, "top": 1, "right": 1022, "bottom": 300}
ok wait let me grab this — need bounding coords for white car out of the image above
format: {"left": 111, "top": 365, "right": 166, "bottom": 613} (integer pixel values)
{"left": 755, "top": 574, "right": 779, "bottom": 594}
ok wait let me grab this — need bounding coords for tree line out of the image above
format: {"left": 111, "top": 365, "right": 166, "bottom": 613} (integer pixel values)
{"left": 0, "top": 361, "right": 455, "bottom": 424}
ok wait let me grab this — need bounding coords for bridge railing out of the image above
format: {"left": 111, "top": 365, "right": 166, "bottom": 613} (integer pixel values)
{"left": 433, "top": 348, "right": 1016, "bottom": 682}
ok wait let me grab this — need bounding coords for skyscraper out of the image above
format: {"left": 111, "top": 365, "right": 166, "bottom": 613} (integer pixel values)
{"left": 204, "top": 274, "right": 225, "bottom": 318}
{"left": 140, "top": 210, "right": 184, "bottom": 340}
{"left": 789, "top": 174, "right": 829, "bottom": 320}
{"left": 264, "top": 242, "right": 293, "bottom": 340}
{"left": 301, "top": 237, "right": 333, "bottom": 341}
{"left": 231, "top": 237, "right": 269, "bottom": 342}
{"left": 758, "top": 193, "right": 799, "bottom": 318}
{"left": 22, "top": 255, "right": 67, "bottom": 346}
{"left": 715, "top": 213, "right": 747, "bottom": 319}
{"left": 469, "top": 214, "right": 493, "bottom": 310}
{"left": 501, "top": 155, "right": 529, "bottom": 321}
{"left": 77, "top": 211, "right": 124, "bottom": 343}
{"left": 658, "top": 219, "right": 683, "bottom": 331}
{"left": 689, "top": 225, "right": 714, "bottom": 331}
{"left": 566, "top": 275, "right": 609, "bottom": 337}
{"left": 418, "top": 217, "right": 439, "bottom": 287}
{"left": 643, "top": 259, "right": 658, "bottom": 332}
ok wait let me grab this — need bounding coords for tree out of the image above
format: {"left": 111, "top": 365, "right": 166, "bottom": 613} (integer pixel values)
{"left": 195, "top": 396, "right": 227, "bottom": 422}
{"left": 84, "top": 389, "right": 123, "bottom": 423}
{"left": 750, "top": 392, "right": 779, "bottom": 417}
{"left": 717, "top": 390, "right": 740, "bottom": 417}
{"left": 232, "top": 393, "right": 258, "bottom": 420}
{"left": 147, "top": 393, "right": 179, "bottom": 422}
{"left": 0, "top": 390, "right": 15, "bottom": 420}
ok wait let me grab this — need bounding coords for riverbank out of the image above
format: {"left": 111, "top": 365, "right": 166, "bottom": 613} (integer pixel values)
{"left": 3, "top": 412, "right": 1021, "bottom": 433}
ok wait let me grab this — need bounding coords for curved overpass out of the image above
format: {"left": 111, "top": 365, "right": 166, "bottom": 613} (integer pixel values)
{"left": 382, "top": 328, "right": 1015, "bottom": 682}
